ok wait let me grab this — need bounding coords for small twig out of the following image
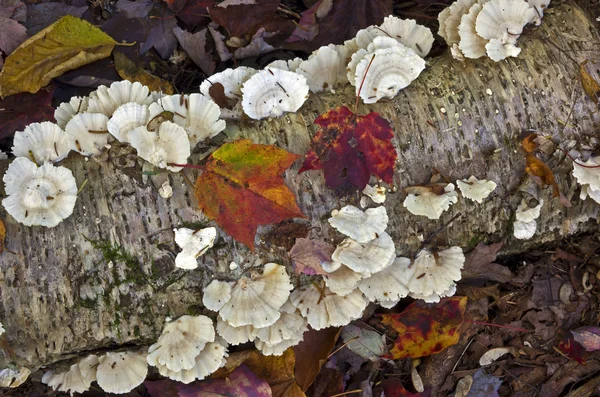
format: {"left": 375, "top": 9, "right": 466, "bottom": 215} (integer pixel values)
{"left": 77, "top": 178, "right": 89, "bottom": 195}
{"left": 419, "top": 213, "right": 462, "bottom": 249}
{"left": 465, "top": 320, "right": 531, "bottom": 332}
{"left": 330, "top": 389, "right": 363, "bottom": 397}
{"left": 451, "top": 336, "right": 475, "bottom": 373}
{"left": 327, "top": 336, "right": 359, "bottom": 360}
{"left": 277, "top": 5, "right": 301, "bottom": 19}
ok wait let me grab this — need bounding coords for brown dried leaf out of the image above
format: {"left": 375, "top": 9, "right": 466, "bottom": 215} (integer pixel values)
{"left": 521, "top": 133, "right": 539, "bottom": 153}
{"left": 113, "top": 51, "right": 174, "bottom": 94}
{"left": 580, "top": 60, "right": 600, "bottom": 107}
{"left": 294, "top": 327, "right": 341, "bottom": 391}
{"left": 173, "top": 26, "right": 215, "bottom": 76}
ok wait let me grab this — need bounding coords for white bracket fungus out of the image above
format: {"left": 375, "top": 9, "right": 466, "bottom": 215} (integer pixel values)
{"left": 54, "top": 96, "right": 89, "bottom": 130}
{"left": 200, "top": 66, "right": 258, "bottom": 119}
{"left": 65, "top": 113, "right": 110, "bottom": 156}
{"left": 456, "top": 176, "right": 497, "bottom": 203}
{"left": 403, "top": 183, "right": 459, "bottom": 219}
{"left": 362, "top": 184, "right": 387, "bottom": 204}
{"left": 154, "top": 94, "right": 227, "bottom": 147}
{"left": 352, "top": 36, "right": 426, "bottom": 104}
{"left": 357, "top": 257, "right": 410, "bottom": 303}
{"left": 323, "top": 264, "right": 364, "bottom": 296}
{"left": 216, "top": 315, "right": 257, "bottom": 345}
{"left": 96, "top": 352, "right": 148, "bottom": 394}
{"left": 573, "top": 156, "right": 600, "bottom": 204}
{"left": 410, "top": 284, "right": 457, "bottom": 303}
{"left": 203, "top": 279, "right": 232, "bottom": 311}
{"left": 290, "top": 284, "right": 369, "bottom": 330}
{"left": 267, "top": 58, "right": 303, "bottom": 72}
{"left": 378, "top": 16, "right": 435, "bottom": 57}
{"left": 331, "top": 232, "right": 395, "bottom": 276}
{"left": 156, "top": 341, "right": 228, "bottom": 383}
{"left": 174, "top": 227, "right": 217, "bottom": 269}
{"left": 147, "top": 315, "right": 215, "bottom": 373}
{"left": 107, "top": 102, "right": 152, "bottom": 143}
{"left": 513, "top": 219, "right": 537, "bottom": 239}
{"left": 130, "top": 121, "right": 191, "bottom": 172}
{"left": 218, "top": 263, "right": 292, "bottom": 328}
{"left": 297, "top": 46, "right": 345, "bottom": 93}
{"left": 458, "top": 4, "right": 488, "bottom": 59}
{"left": 241, "top": 68, "right": 309, "bottom": 120}
{"left": 328, "top": 205, "right": 388, "bottom": 243}
{"left": 42, "top": 355, "right": 99, "bottom": 396}
{"left": 2, "top": 158, "right": 78, "bottom": 227}
{"left": 515, "top": 198, "right": 543, "bottom": 223}
{"left": 254, "top": 302, "right": 308, "bottom": 356}
{"left": 87, "top": 80, "right": 157, "bottom": 117}
{"left": 12, "top": 121, "right": 70, "bottom": 164}
{"left": 403, "top": 247, "right": 464, "bottom": 298}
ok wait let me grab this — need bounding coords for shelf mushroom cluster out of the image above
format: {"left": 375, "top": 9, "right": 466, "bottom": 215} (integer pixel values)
{"left": 2, "top": 80, "right": 228, "bottom": 228}
{"left": 43, "top": 351, "right": 148, "bottom": 395}
{"left": 202, "top": 263, "right": 309, "bottom": 356}
{"left": 573, "top": 156, "right": 600, "bottom": 205}
{"left": 439, "top": 0, "right": 550, "bottom": 62}
{"left": 200, "top": 15, "right": 433, "bottom": 119}
{"left": 403, "top": 176, "right": 497, "bottom": 220}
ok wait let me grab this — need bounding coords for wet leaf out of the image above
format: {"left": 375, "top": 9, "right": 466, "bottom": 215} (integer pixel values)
{"left": 178, "top": 364, "right": 272, "bottom": 397}
{"left": 288, "top": 237, "right": 334, "bottom": 276}
{"left": 0, "top": 88, "right": 54, "bottom": 141}
{"left": 262, "top": 220, "right": 309, "bottom": 251}
{"left": 294, "top": 327, "right": 341, "bottom": 391}
{"left": 466, "top": 369, "right": 501, "bottom": 397}
{"left": 380, "top": 296, "right": 467, "bottom": 360}
{"left": 24, "top": 2, "right": 87, "bottom": 35}
{"left": 300, "top": 106, "right": 397, "bottom": 193}
{"left": 113, "top": 51, "right": 174, "bottom": 94}
{"left": 340, "top": 323, "right": 387, "bottom": 361}
{"left": 173, "top": 27, "right": 215, "bottom": 75}
{"left": 0, "top": 15, "right": 117, "bottom": 98}
{"left": 570, "top": 326, "right": 600, "bottom": 352}
{"left": 580, "top": 60, "right": 600, "bottom": 107}
{"left": 194, "top": 139, "right": 305, "bottom": 250}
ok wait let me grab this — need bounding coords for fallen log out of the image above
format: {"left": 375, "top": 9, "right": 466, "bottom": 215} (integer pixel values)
{"left": 0, "top": 2, "right": 599, "bottom": 374}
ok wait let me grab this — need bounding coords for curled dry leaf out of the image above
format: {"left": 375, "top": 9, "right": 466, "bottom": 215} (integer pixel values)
{"left": 194, "top": 139, "right": 305, "bottom": 250}
{"left": 113, "top": 51, "right": 174, "bottom": 94}
{"left": 380, "top": 296, "right": 467, "bottom": 360}
{"left": 340, "top": 324, "right": 387, "bottom": 361}
{"left": 0, "top": 16, "right": 117, "bottom": 98}
{"left": 580, "top": 60, "right": 600, "bottom": 107}
{"left": 479, "top": 347, "right": 515, "bottom": 366}
{"left": 570, "top": 326, "right": 600, "bottom": 352}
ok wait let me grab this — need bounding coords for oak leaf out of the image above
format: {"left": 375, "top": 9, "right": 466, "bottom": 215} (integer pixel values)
{"left": 194, "top": 139, "right": 305, "bottom": 250}
{"left": 300, "top": 106, "right": 397, "bottom": 193}
{"left": 380, "top": 296, "right": 467, "bottom": 360}
{"left": 0, "top": 15, "right": 117, "bottom": 98}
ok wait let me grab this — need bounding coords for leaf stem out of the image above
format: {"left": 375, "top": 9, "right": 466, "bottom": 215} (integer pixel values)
{"left": 556, "top": 147, "right": 600, "bottom": 168}
{"left": 355, "top": 54, "right": 376, "bottom": 114}
{"left": 464, "top": 320, "right": 530, "bottom": 332}
{"left": 168, "top": 163, "right": 205, "bottom": 169}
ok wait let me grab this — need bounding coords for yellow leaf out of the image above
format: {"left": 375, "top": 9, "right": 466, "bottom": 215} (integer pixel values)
{"left": 0, "top": 16, "right": 117, "bottom": 98}
{"left": 580, "top": 60, "right": 600, "bottom": 107}
{"left": 113, "top": 51, "right": 174, "bottom": 95}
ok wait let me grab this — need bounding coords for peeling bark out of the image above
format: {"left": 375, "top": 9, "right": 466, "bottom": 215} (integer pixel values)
{"left": 0, "top": 3, "right": 599, "bottom": 373}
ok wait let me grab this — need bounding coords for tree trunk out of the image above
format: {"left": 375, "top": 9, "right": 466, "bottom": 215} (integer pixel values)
{"left": 1, "top": 2, "right": 599, "bottom": 373}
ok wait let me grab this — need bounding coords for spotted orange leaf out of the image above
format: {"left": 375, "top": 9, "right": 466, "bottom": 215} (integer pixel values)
{"left": 194, "top": 139, "right": 305, "bottom": 250}
{"left": 380, "top": 296, "right": 467, "bottom": 360}
{"left": 299, "top": 106, "right": 397, "bottom": 193}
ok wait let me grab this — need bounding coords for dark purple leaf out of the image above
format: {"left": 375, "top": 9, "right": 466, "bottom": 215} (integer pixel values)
{"left": 0, "top": 16, "right": 26, "bottom": 56}
{"left": 173, "top": 26, "right": 215, "bottom": 75}
{"left": 145, "top": 379, "right": 178, "bottom": 397}
{"left": 116, "top": 0, "right": 154, "bottom": 18}
{"left": 288, "top": 237, "right": 334, "bottom": 276}
{"left": 25, "top": 2, "right": 87, "bottom": 35}
{"left": 0, "top": 89, "right": 55, "bottom": 142}
{"left": 466, "top": 369, "right": 502, "bottom": 397}
{"left": 0, "top": 0, "right": 26, "bottom": 21}
{"left": 140, "top": 17, "right": 178, "bottom": 59}
{"left": 177, "top": 365, "right": 272, "bottom": 397}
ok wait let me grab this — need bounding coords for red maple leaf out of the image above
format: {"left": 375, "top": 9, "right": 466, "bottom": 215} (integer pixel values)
{"left": 299, "top": 106, "right": 397, "bottom": 192}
